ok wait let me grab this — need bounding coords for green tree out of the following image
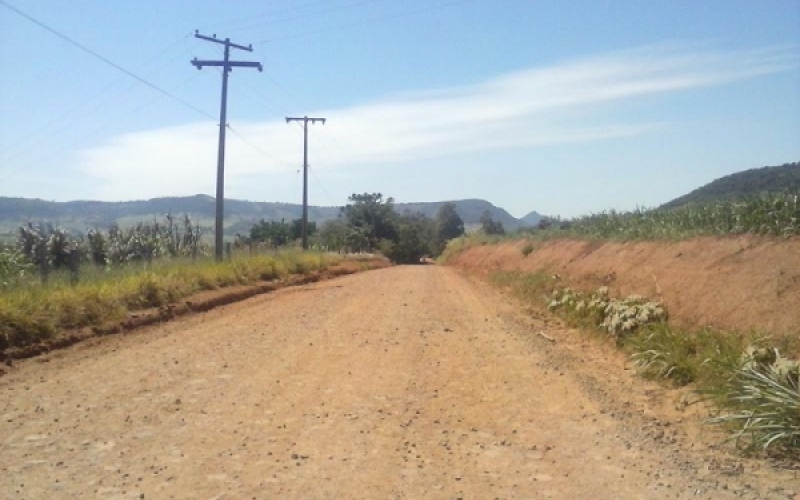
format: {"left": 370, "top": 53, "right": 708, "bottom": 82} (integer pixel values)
{"left": 383, "top": 213, "right": 434, "bottom": 264}
{"left": 249, "top": 219, "right": 292, "bottom": 247}
{"left": 480, "top": 210, "right": 505, "bottom": 235}
{"left": 434, "top": 202, "right": 465, "bottom": 254}
{"left": 316, "top": 219, "right": 350, "bottom": 252}
{"left": 341, "top": 193, "right": 398, "bottom": 250}
{"left": 290, "top": 218, "right": 317, "bottom": 242}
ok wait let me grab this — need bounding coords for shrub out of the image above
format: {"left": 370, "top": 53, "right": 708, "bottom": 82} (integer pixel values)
{"left": 521, "top": 242, "right": 535, "bottom": 257}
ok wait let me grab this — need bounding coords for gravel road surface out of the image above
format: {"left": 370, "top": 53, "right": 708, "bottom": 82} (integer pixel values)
{"left": 1, "top": 266, "right": 797, "bottom": 499}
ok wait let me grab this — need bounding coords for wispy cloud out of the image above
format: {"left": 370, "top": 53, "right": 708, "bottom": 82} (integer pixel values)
{"left": 80, "top": 43, "right": 798, "bottom": 200}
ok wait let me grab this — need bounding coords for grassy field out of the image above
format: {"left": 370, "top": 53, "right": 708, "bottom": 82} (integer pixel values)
{"left": 0, "top": 251, "right": 340, "bottom": 351}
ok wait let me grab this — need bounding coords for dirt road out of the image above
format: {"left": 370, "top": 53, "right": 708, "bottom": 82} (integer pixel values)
{"left": 1, "top": 266, "right": 797, "bottom": 499}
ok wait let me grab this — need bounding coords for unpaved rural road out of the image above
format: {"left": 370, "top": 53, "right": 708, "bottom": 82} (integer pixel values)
{"left": 1, "top": 266, "right": 797, "bottom": 499}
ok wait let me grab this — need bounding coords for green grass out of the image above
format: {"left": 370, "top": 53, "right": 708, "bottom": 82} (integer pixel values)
{"left": 438, "top": 233, "right": 513, "bottom": 263}
{"left": 0, "top": 251, "right": 339, "bottom": 351}
{"left": 624, "top": 324, "right": 749, "bottom": 387}
{"left": 705, "top": 362, "right": 800, "bottom": 452}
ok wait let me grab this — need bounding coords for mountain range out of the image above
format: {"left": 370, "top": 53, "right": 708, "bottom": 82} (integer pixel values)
{"left": 2, "top": 160, "right": 796, "bottom": 242}
{"left": 0, "top": 195, "right": 541, "bottom": 240}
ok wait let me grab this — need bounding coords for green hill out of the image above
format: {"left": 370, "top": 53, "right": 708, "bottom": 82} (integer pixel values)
{"left": 0, "top": 195, "right": 531, "bottom": 240}
{"left": 661, "top": 161, "right": 800, "bottom": 209}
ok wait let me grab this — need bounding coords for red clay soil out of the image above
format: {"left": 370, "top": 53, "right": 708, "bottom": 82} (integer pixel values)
{"left": 448, "top": 236, "right": 800, "bottom": 336}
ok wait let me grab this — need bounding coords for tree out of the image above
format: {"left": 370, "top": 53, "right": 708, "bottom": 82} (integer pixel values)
{"left": 434, "top": 202, "right": 464, "bottom": 254}
{"left": 383, "top": 213, "right": 434, "bottom": 264}
{"left": 316, "top": 219, "right": 351, "bottom": 252}
{"left": 341, "top": 193, "right": 398, "bottom": 250}
{"left": 249, "top": 219, "right": 292, "bottom": 247}
{"left": 290, "top": 218, "right": 316, "bottom": 242}
{"left": 480, "top": 210, "right": 505, "bottom": 235}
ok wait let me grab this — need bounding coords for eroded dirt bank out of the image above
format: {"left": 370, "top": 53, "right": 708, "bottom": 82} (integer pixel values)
{"left": 1, "top": 266, "right": 797, "bottom": 499}
{"left": 448, "top": 236, "right": 800, "bottom": 336}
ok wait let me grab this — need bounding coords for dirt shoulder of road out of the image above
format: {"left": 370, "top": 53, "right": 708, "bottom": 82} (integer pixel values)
{"left": 2, "top": 265, "right": 797, "bottom": 499}
{"left": 448, "top": 235, "right": 800, "bottom": 337}
{"left": 0, "top": 257, "right": 390, "bottom": 367}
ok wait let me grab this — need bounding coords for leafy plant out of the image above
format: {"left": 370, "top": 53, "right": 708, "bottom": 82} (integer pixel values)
{"left": 563, "top": 193, "right": 799, "bottom": 240}
{"left": 707, "top": 358, "right": 800, "bottom": 451}
{"left": 0, "top": 249, "right": 33, "bottom": 289}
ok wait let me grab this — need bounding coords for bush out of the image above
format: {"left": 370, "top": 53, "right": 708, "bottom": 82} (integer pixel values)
{"left": 521, "top": 242, "right": 535, "bottom": 257}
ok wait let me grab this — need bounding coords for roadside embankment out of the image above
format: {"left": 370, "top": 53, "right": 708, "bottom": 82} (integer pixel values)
{"left": 447, "top": 236, "right": 800, "bottom": 336}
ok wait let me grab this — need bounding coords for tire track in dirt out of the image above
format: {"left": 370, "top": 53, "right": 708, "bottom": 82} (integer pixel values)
{"left": 1, "top": 266, "right": 796, "bottom": 499}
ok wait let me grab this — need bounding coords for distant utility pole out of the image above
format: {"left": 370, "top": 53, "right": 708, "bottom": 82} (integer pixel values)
{"left": 191, "top": 31, "right": 262, "bottom": 261}
{"left": 285, "top": 116, "right": 326, "bottom": 250}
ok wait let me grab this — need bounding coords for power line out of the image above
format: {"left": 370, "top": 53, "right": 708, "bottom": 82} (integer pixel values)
{"left": 0, "top": 0, "right": 215, "bottom": 121}
{"left": 1, "top": 1, "right": 294, "bottom": 197}
{"left": 308, "top": 164, "right": 339, "bottom": 208}
{"left": 231, "top": 0, "right": 382, "bottom": 32}
{"left": 226, "top": 124, "right": 294, "bottom": 168}
{"left": 0, "top": 39, "right": 202, "bottom": 165}
{"left": 258, "top": 0, "right": 478, "bottom": 43}
{"left": 0, "top": 72, "right": 207, "bottom": 183}
{"left": 201, "top": 0, "right": 361, "bottom": 31}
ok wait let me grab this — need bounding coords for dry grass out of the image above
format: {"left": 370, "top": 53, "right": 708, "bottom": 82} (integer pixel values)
{"left": 0, "top": 251, "right": 339, "bottom": 350}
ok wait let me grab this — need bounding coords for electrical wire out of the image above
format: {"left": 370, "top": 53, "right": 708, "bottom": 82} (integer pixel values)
{"left": 258, "top": 0, "right": 478, "bottom": 43}
{"left": 230, "top": 0, "right": 382, "bottom": 32}
{"left": 226, "top": 124, "right": 295, "bottom": 168}
{"left": 198, "top": 0, "right": 351, "bottom": 31}
{"left": 0, "top": 72, "right": 208, "bottom": 183}
{"left": 0, "top": 0, "right": 215, "bottom": 121}
{"left": 0, "top": 39, "right": 202, "bottom": 165}
{"left": 308, "top": 164, "right": 340, "bottom": 207}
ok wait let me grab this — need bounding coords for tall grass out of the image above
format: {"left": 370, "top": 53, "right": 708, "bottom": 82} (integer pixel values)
{"left": 565, "top": 193, "right": 799, "bottom": 240}
{"left": 0, "top": 251, "right": 338, "bottom": 350}
{"left": 705, "top": 363, "right": 800, "bottom": 451}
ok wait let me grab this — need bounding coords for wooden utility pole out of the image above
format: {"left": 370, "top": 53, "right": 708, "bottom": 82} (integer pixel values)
{"left": 285, "top": 116, "right": 326, "bottom": 250}
{"left": 192, "top": 31, "right": 262, "bottom": 261}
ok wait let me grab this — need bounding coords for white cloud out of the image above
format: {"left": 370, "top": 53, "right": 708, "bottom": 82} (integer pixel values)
{"left": 79, "top": 43, "right": 798, "bottom": 200}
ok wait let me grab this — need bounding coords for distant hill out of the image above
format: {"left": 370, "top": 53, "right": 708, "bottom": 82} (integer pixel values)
{"left": 661, "top": 161, "right": 800, "bottom": 209}
{"left": 397, "top": 199, "right": 523, "bottom": 230}
{"left": 519, "top": 210, "right": 543, "bottom": 226}
{"left": 0, "top": 195, "right": 534, "bottom": 239}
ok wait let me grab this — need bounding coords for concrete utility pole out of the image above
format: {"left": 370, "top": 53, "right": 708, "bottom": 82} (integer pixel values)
{"left": 192, "top": 31, "right": 262, "bottom": 261}
{"left": 285, "top": 116, "right": 326, "bottom": 250}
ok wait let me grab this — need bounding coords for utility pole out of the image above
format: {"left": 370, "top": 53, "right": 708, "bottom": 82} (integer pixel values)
{"left": 192, "top": 31, "right": 262, "bottom": 261}
{"left": 285, "top": 116, "right": 326, "bottom": 250}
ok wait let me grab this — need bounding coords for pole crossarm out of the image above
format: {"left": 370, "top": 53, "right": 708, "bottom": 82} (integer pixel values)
{"left": 194, "top": 31, "right": 253, "bottom": 52}
{"left": 191, "top": 59, "right": 263, "bottom": 71}
{"left": 191, "top": 31, "right": 262, "bottom": 261}
{"left": 286, "top": 117, "right": 326, "bottom": 125}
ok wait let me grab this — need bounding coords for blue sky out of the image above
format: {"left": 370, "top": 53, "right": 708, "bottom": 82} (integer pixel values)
{"left": 1, "top": 0, "right": 798, "bottom": 218}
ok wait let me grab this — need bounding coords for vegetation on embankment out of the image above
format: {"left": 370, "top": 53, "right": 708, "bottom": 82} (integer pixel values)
{"left": 490, "top": 270, "right": 799, "bottom": 455}
{"left": 526, "top": 191, "right": 799, "bottom": 240}
{"left": 0, "top": 251, "right": 369, "bottom": 352}
{"left": 443, "top": 234, "right": 800, "bottom": 336}
{"left": 441, "top": 196, "right": 800, "bottom": 454}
